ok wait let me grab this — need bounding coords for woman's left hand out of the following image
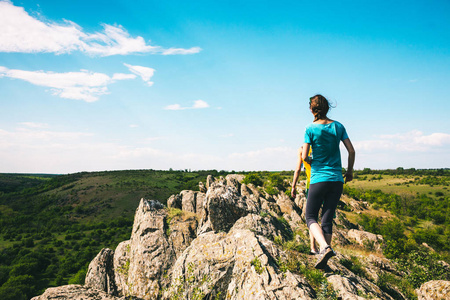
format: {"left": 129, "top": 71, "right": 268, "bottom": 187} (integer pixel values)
{"left": 344, "top": 171, "right": 353, "bottom": 183}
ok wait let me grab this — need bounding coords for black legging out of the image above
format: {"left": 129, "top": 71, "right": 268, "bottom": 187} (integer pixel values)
{"left": 305, "top": 181, "right": 343, "bottom": 234}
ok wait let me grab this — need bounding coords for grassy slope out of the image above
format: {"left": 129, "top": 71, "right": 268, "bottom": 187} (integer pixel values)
{"left": 347, "top": 174, "right": 449, "bottom": 198}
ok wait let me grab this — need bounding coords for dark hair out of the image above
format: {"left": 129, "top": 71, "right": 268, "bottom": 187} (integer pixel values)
{"left": 309, "top": 94, "right": 333, "bottom": 121}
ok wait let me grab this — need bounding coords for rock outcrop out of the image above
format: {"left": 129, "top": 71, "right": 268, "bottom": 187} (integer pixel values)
{"left": 31, "top": 285, "right": 119, "bottom": 300}
{"left": 163, "top": 229, "right": 315, "bottom": 299}
{"left": 33, "top": 174, "right": 448, "bottom": 300}
{"left": 347, "top": 229, "right": 384, "bottom": 251}
{"left": 415, "top": 280, "right": 450, "bottom": 300}
{"left": 85, "top": 248, "right": 117, "bottom": 295}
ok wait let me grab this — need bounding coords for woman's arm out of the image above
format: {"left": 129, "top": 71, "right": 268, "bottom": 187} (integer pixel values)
{"left": 301, "top": 143, "right": 311, "bottom": 163}
{"left": 342, "top": 138, "right": 356, "bottom": 183}
{"left": 291, "top": 147, "right": 303, "bottom": 198}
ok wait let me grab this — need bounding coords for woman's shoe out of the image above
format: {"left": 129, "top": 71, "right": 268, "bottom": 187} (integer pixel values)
{"left": 314, "top": 246, "right": 336, "bottom": 269}
{"left": 309, "top": 250, "right": 319, "bottom": 255}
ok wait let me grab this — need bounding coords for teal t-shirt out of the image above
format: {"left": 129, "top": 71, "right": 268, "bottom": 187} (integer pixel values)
{"left": 304, "top": 121, "right": 349, "bottom": 184}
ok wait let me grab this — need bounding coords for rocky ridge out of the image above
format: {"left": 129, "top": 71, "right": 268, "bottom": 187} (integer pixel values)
{"left": 32, "top": 174, "right": 449, "bottom": 300}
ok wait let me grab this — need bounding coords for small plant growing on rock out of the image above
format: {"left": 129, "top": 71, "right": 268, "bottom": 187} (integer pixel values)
{"left": 339, "top": 256, "right": 368, "bottom": 279}
{"left": 316, "top": 281, "right": 338, "bottom": 300}
{"left": 251, "top": 256, "right": 264, "bottom": 275}
{"left": 259, "top": 210, "right": 269, "bottom": 218}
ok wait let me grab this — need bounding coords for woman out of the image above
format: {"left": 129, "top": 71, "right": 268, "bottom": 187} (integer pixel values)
{"left": 291, "top": 145, "right": 319, "bottom": 255}
{"left": 300, "top": 94, "right": 355, "bottom": 269}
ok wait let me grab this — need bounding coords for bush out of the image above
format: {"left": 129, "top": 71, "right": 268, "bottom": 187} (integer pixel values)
{"left": 242, "top": 173, "right": 263, "bottom": 187}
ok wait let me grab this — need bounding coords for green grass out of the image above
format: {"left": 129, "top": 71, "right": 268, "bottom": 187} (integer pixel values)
{"left": 348, "top": 174, "right": 449, "bottom": 199}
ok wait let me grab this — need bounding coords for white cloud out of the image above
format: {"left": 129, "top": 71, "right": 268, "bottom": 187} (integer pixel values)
{"left": 112, "top": 73, "right": 137, "bottom": 80}
{"left": 193, "top": 100, "right": 210, "bottom": 109}
{"left": 164, "top": 100, "right": 210, "bottom": 110}
{"left": 359, "top": 130, "right": 450, "bottom": 153}
{"left": 0, "top": 1, "right": 201, "bottom": 56}
{"left": 164, "top": 104, "right": 183, "bottom": 110}
{"left": 124, "top": 63, "right": 155, "bottom": 86}
{"left": 162, "top": 47, "right": 202, "bottom": 55}
{"left": 352, "top": 130, "right": 450, "bottom": 169}
{"left": 0, "top": 66, "right": 141, "bottom": 102}
{"left": 19, "top": 122, "right": 49, "bottom": 129}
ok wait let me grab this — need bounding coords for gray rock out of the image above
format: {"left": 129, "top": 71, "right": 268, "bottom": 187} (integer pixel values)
{"left": 206, "top": 175, "right": 215, "bottom": 188}
{"left": 347, "top": 229, "right": 384, "bottom": 251}
{"left": 261, "top": 198, "right": 282, "bottom": 217}
{"left": 197, "top": 180, "right": 256, "bottom": 234}
{"left": 127, "top": 198, "right": 174, "bottom": 299}
{"left": 163, "top": 229, "right": 315, "bottom": 300}
{"left": 31, "top": 285, "right": 120, "bottom": 300}
{"left": 416, "top": 280, "right": 450, "bottom": 300}
{"left": 230, "top": 213, "right": 285, "bottom": 241}
{"left": 113, "top": 240, "right": 131, "bottom": 297}
{"left": 225, "top": 174, "right": 244, "bottom": 190}
{"left": 168, "top": 212, "right": 198, "bottom": 257}
{"left": 327, "top": 274, "right": 394, "bottom": 300}
{"left": 167, "top": 194, "right": 182, "bottom": 209}
{"left": 180, "top": 190, "right": 197, "bottom": 213}
{"left": 85, "top": 248, "right": 117, "bottom": 295}
{"left": 195, "top": 192, "right": 206, "bottom": 215}
{"left": 199, "top": 181, "right": 207, "bottom": 193}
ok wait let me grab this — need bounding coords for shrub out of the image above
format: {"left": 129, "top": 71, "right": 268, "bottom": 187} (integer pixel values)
{"left": 242, "top": 173, "right": 263, "bottom": 187}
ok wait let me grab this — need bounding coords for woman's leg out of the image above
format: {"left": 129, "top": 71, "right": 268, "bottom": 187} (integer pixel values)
{"left": 305, "top": 182, "right": 329, "bottom": 251}
{"left": 309, "top": 230, "right": 318, "bottom": 253}
{"left": 320, "top": 181, "right": 343, "bottom": 237}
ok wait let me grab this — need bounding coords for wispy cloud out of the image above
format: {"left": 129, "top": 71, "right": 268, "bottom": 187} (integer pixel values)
{"left": 0, "top": 66, "right": 142, "bottom": 102}
{"left": 0, "top": 124, "right": 296, "bottom": 173}
{"left": 351, "top": 130, "right": 450, "bottom": 169}
{"left": 124, "top": 63, "right": 155, "bottom": 86}
{"left": 19, "top": 122, "right": 49, "bottom": 129}
{"left": 356, "top": 130, "right": 450, "bottom": 153}
{"left": 164, "top": 100, "right": 210, "bottom": 110}
{"left": 0, "top": 1, "right": 201, "bottom": 56}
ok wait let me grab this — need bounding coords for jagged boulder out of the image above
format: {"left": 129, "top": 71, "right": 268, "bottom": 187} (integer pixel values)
{"left": 30, "top": 285, "right": 120, "bottom": 300}
{"left": 275, "top": 193, "right": 303, "bottom": 228}
{"left": 168, "top": 190, "right": 206, "bottom": 215}
{"left": 225, "top": 174, "right": 244, "bottom": 190}
{"left": 127, "top": 199, "right": 174, "bottom": 299}
{"left": 113, "top": 240, "right": 131, "bottom": 297}
{"left": 163, "top": 229, "right": 315, "bottom": 299}
{"left": 327, "top": 254, "right": 397, "bottom": 300}
{"left": 347, "top": 229, "right": 384, "bottom": 250}
{"left": 167, "top": 194, "right": 182, "bottom": 209}
{"left": 85, "top": 248, "right": 117, "bottom": 295}
{"left": 199, "top": 181, "right": 207, "bottom": 193}
{"left": 230, "top": 213, "right": 286, "bottom": 242}
{"left": 197, "top": 179, "right": 260, "bottom": 234}
{"left": 167, "top": 211, "right": 199, "bottom": 257}
{"left": 416, "top": 280, "right": 450, "bottom": 300}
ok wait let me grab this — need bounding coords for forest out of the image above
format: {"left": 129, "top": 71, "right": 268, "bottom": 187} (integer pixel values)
{"left": 0, "top": 168, "right": 448, "bottom": 300}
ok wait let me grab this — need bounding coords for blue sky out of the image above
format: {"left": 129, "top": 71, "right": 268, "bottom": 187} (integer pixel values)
{"left": 0, "top": 0, "right": 449, "bottom": 173}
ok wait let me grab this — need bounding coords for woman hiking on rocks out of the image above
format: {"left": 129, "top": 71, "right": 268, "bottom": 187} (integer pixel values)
{"left": 292, "top": 94, "right": 355, "bottom": 269}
